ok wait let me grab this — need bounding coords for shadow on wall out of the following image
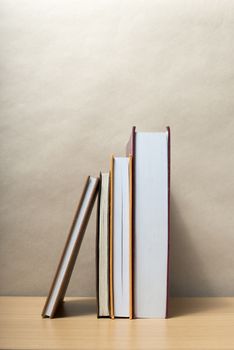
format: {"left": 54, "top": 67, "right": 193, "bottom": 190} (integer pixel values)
{"left": 168, "top": 194, "right": 226, "bottom": 317}
{"left": 169, "top": 194, "right": 212, "bottom": 297}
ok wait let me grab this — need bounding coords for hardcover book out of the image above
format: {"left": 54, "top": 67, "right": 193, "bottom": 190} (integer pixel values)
{"left": 96, "top": 172, "right": 110, "bottom": 317}
{"left": 42, "top": 176, "right": 99, "bottom": 318}
{"left": 109, "top": 156, "right": 133, "bottom": 319}
{"left": 126, "top": 127, "right": 171, "bottom": 318}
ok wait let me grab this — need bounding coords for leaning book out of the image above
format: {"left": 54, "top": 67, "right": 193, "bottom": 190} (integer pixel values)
{"left": 42, "top": 176, "right": 99, "bottom": 318}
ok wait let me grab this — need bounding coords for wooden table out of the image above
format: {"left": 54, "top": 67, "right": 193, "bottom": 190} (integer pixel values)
{"left": 0, "top": 297, "right": 234, "bottom": 349}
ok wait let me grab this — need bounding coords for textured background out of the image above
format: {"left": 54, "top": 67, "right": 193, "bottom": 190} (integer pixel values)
{"left": 0, "top": 0, "right": 234, "bottom": 297}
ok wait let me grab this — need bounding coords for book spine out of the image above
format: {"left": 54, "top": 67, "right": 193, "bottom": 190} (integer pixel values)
{"left": 129, "top": 156, "right": 133, "bottom": 320}
{"left": 109, "top": 157, "right": 114, "bottom": 319}
{"left": 166, "top": 126, "right": 171, "bottom": 318}
{"left": 96, "top": 173, "right": 102, "bottom": 318}
{"left": 126, "top": 126, "right": 136, "bottom": 319}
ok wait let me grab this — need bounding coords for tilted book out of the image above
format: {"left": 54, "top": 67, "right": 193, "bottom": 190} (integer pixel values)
{"left": 42, "top": 176, "right": 99, "bottom": 318}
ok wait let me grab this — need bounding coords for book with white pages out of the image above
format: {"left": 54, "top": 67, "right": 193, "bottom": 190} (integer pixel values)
{"left": 96, "top": 172, "right": 110, "bottom": 317}
{"left": 126, "top": 127, "right": 171, "bottom": 318}
{"left": 109, "top": 156, "right": 133, "bottom": 319}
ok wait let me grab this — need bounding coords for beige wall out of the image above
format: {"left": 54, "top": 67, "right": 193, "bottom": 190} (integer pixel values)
{"left": 0, "top": 0, "right": 234, "bottom": 297}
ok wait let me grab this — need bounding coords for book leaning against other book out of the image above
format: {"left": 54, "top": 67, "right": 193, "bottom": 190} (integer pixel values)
{"left": 126, "top": 127, "right": 171, "bottom": 318}
{"left": 42, "top": 176, "right": 99, "bottom": 318}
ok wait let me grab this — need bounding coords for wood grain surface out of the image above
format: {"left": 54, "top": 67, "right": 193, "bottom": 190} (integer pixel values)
{"left": 1, "top": 297, "right": 234, "bottom": 349}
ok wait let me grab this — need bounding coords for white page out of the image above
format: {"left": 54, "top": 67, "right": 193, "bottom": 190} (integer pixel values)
{"left": 113, "top": 158, "right": 130, "bottom": 317}
{"left": 135, "top": 132, "right": 168, "bottom": 318}
{"left": 98, "top": 173, "right": 110, "bottom": 316}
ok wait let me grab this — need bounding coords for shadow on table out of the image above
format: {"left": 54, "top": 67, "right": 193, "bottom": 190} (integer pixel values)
{"left": 169, "top": 194, "right": 224, "bottom": 318}
{"left": 168, "top": 297, "right": 229, "bottom": 318}
{"left": 56, "top": 298, "right": 96, "bottom": 318}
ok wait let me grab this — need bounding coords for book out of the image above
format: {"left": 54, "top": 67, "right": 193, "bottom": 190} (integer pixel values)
{"left": 127, "top": 127, "right": 171, "bottom": 318}
{"left": 41, "top": 176, "right": 99, "bottom": 318}
{"left": 109, "top": 156, "right": 133, "bottom": 319}
{"left": 96, "top": 173, "right": 110, "bottom": 317}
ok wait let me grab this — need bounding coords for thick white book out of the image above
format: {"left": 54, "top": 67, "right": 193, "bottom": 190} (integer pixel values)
{"left": 127, "top": 127, "right": 170, "bottom": 318}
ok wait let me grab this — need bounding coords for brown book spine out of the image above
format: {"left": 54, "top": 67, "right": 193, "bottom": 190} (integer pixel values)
{"left": 41, "top": 176, "right": 99, "bottom": 318}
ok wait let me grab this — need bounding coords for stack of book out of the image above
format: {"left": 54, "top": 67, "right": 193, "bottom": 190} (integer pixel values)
{"left": 42, "top": 126, "right": 170, "bottom": 319}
